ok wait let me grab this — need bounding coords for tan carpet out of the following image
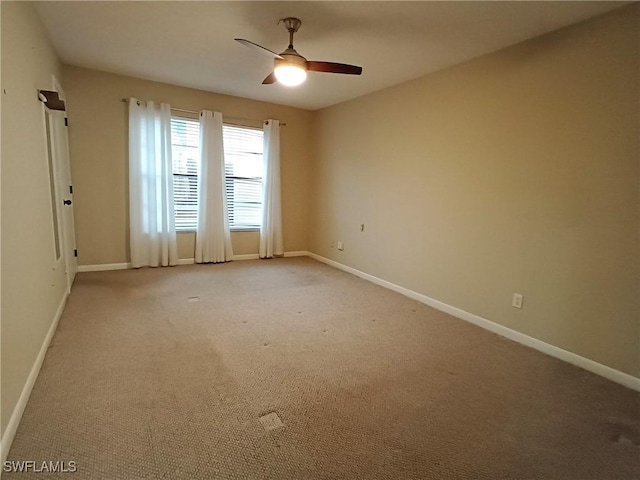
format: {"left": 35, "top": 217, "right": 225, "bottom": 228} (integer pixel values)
{"left": 5, "top": 257, "right": 639, "bottom": 479}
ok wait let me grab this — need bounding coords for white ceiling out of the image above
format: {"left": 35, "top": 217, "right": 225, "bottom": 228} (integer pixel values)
{"left": 34, "top": 1, "right": 627, "bottom": 111}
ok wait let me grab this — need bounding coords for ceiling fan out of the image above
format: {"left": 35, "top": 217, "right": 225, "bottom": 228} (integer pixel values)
{"left": 235, "top": 17, "right": 363, "bottom": 87}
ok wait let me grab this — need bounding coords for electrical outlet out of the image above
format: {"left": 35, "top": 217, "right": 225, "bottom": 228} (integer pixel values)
{"left": 337, "top": 241, "right": 344, "bottom": 251}
{"left": 512, "top": 293, "right": 523, "bottom": 309}
{"left": 330, "top": 240, "right": 335, "bottom": 248}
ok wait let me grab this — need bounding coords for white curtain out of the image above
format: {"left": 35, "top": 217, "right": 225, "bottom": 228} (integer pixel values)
{"left": 195, "top": 111, "right": 234, "bottom": 263}
{"left": 128, "top": 98, "right": 178, "bottom": 268}
{"left": 259, "top": 119, "right": 284, "bottom": 258}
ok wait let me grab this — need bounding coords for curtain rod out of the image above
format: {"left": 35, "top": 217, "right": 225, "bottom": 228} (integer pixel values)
{"left": 121, "top": 98, "right": 286, "bottom": 126}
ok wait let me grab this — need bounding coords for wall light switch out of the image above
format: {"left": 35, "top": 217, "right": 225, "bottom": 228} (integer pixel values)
{"left": 512, "top": 293, "right": 524, "bottom": 309}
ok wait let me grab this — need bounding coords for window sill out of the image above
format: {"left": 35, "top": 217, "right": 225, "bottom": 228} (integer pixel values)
{"left": 176, "top": 228, "right": 260, "bottom": 233}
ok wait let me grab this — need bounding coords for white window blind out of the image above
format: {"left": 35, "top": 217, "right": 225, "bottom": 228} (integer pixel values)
{"left": 223, "top": 125, "right": 264, "bottom": 229}
{"left": 170, "top": 117, "right": 264, "bottom": 231}
{"left": 171, "top": 117, "right": 199, "bottom": 231}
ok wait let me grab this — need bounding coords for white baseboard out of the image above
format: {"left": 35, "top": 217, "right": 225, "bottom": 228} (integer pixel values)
{"left": 77, "top": 262, "right": 129, "bottom": 272}
{"left": 233, "top": 254, "right": 260, "bottom": 261}
{"left": 179, "top": 256, "right": 265, "bottom": 263}
{"left": 77, "top": 252, "right": 308, "bottom": 271}
{"left": 307, "top": 252, "right": 640, "bottom": 392}
{"left": 177, "top": 252, "right": 308, "bottom": 262}
{"left": 179, "top": 256, "right": 287, "bottom": 263}
{"left": 0, "top": 291, "right": 70, "bottom": 464}
{"left": 284, "top": 251, "right": 307, "bottom": 257}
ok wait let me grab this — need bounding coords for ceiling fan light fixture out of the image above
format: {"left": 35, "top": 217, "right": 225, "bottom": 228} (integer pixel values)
{"left": 274, "top": 63, "right": 307, "bottom": 86}
{"left": 236, "top": 16, "right": 362, "bottom": 87}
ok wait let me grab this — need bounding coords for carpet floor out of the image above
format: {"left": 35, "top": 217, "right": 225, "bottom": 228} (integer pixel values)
{"left": 5, "top": 257, "right": 639, "bottom": 479}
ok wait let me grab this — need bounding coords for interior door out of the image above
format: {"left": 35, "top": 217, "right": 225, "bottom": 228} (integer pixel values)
{"left": 45, "top": 106, "right": 77, "bottom": 290}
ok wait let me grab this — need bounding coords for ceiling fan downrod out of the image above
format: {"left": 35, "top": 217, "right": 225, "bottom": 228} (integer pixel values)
{"left": 279, "top": 17, "right": 301, "bottom": 49}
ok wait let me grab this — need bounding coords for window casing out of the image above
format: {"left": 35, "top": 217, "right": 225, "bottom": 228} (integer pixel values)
{"left": 170, "top": 117, "right": 264, "bottom": 231}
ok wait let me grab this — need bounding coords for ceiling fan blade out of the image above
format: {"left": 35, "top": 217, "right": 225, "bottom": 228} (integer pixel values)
{"left": 235, "top": 38, "right": 284, "bottom": 60}
{"left": 262, "top": 72, "right": 277, "bottom": 85}
{"left": 307, "top": 61, "right": 362, "bottom": 75}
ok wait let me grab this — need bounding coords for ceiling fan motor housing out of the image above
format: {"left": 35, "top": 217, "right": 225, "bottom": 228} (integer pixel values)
{"left": 276, "top": 49, "right": 308, "bottom": 71}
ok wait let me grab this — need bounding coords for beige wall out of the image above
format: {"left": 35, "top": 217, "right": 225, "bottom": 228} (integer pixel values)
{"left": 310, "top": 6, "right": 639, "bottom": 377}
{"left": 63, "top": 66, "right": 313, "bottom": 265}
{"left": 1, "top": 2, "right": 67, "bottom": 436}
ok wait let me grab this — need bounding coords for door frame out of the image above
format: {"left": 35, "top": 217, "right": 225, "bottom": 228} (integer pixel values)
{"left": 44, "top": 75, "right": 77, "bottom": 292}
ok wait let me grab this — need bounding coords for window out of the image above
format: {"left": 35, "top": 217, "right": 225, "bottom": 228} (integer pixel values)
{"left": 170, "top": 117, "right": 264, "bottom": 231}
{"left": 170, "top": 117, "right": 199, "bottom": 231}
{"left": 223, "top": 125, "right": 264, "bottom": 229}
